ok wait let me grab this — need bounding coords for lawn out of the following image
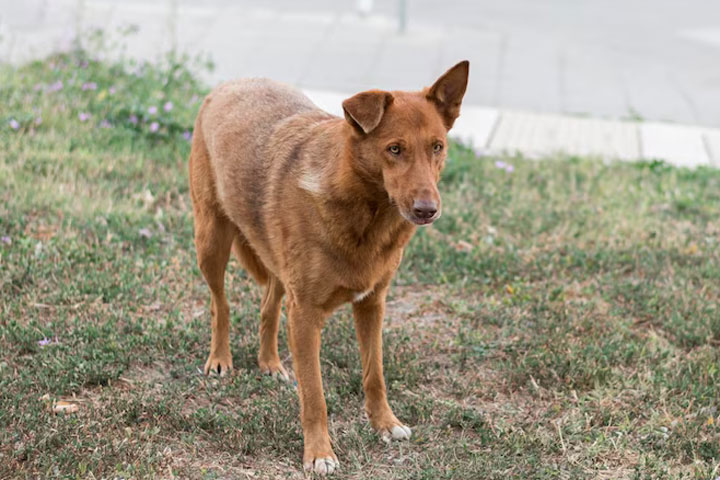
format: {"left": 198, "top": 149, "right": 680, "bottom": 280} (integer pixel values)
{"left": 2, "top": 49, "right": 720, "bottom": 480}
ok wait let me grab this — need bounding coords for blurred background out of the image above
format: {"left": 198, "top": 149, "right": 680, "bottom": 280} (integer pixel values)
{"left": 3, "top": 0, "right": 720, "bottom": 126}
{"left": 4, "top": 0, "right": 720, "bottom": 166}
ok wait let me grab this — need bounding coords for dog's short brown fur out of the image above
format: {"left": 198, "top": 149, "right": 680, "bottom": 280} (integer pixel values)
{"left": 189, "top": 61, "right": 469, "bottom": 475}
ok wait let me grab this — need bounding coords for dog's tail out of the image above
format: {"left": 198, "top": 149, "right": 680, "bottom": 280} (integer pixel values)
{"left": 232, "top": 235, "right": 270, "bottom": 286}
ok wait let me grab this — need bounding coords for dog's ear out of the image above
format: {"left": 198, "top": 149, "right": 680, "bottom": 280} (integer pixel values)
{"left": 426, "top": 61, "right": 469, "bottom": 129}
{"left": 342, "top": 90, "right": 394, "bottom": 134}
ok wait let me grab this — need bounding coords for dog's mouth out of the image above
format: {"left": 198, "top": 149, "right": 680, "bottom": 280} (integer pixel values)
{"left": 399, "top": 209, "right": 441, "bottom": 226}
{"left": 389, "top": 197, "right": 441, "bottom": 226}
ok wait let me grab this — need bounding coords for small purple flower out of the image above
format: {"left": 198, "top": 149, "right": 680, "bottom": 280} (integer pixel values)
{"left": 100, "top": 119, "right": 112, "bottom": 129}
{"left": 81, "top": 82, "right": 97, "bottom": 91}
{"left": 38, "top": 337, "right": 59, "bottom": 347}
{"left": 78, "top": 112, "right": 91, "bottom": 122}
{"left": 34, "top": 83, "right": 43, "bottom": 91}
{"left": 108, "top": 86, "right": 116, "bottom": 95}
{"left": 163, "top": 101, "right": 173, "bottom": 112}
{"left": 182, "top": 130, "right": 192, "bottom": 141}
{"left": 9, "top": 119, "right": 19, "bottom": 130}
{"left": 190, "top": 94, "right": 199, "bottom": 104}
{"left": 148, "top": 106, "right": 158, "bottom": 115}
{"left": 129, "top": 114, "right": 139, "bottom": 125}
{"left": 149, "top": 121, "right": 159, "bottom": 133}
{"left": 47, "top": 80, "right": 63, "bottom": 92}
{"left": 35, "top": 117, "right": 42, "bottom": 126}
{"left": 494, "top": 160, "right": 514, "bottom": 173}
{"left": 138, "top": 228, "right": 152, "bottom": 238}
{"left": 1, "top": 236, "right": 11, "bottom": 245}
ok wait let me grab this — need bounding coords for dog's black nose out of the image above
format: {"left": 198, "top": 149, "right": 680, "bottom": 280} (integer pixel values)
{"left": 413, "top": 200, "right": 437, "bottom": 219}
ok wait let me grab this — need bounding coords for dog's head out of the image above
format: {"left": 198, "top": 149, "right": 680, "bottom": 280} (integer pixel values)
{"left": 342, "top": 61, "right": 469, "bottom": 226}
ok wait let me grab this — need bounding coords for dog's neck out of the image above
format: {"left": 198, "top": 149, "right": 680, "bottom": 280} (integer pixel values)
{"left": 305, "top": 121, "right": 415, "bottom": 251}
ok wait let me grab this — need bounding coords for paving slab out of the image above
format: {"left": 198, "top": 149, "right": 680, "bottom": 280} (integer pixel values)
{"left": 640, "top": 122, "right": 710, "bottom": 168}
{"left": 450, "top": 106, "right": 499, "bottom": 150}
{"left": 702, "top": 130, "right": 720, "bottom": 167}
{"left": 489, "top": 111, "right": 640, "bottom": 160}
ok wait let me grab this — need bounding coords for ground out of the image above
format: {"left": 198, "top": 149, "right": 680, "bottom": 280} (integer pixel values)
{"left": 1, "top": 50, "right": 720, "bottom": 479}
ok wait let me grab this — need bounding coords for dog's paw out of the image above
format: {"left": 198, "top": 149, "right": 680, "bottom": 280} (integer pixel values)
{"left": 303, "top": 456, "right": 339, "bottom": 476}
{"left": 204, "top": 354, "right": 232, "bottom": 376}
{"left": 258, "top": 359, "right": 290, "bottom": 381}
{"left": 369, "top": 411, "right": 413, "bottom": 443}
{"left": 381, "top": 424, "right": 412, "bottom": 443}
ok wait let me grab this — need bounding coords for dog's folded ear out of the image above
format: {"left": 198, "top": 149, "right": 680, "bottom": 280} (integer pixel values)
{"left": 342, "top": 90, "right": 394, "bottom": 134}
{"left": 427, "top": 61, "right": 469, "bottom": 129}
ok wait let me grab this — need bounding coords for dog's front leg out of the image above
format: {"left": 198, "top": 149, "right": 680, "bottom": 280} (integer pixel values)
{"left": 352, "top": 289, "right": 412, "bottom": 442}
{"left": 286, "top": 297, "right": 338, "bottom": 475}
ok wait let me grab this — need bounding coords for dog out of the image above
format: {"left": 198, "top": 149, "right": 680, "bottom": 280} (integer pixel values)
{"left": 188, "top": 60, "right": 469, "bottom": 475}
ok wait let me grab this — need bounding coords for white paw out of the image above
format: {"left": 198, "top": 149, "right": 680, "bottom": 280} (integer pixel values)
{"left": 260, "top": 366, "right": 290, "bottom": 382}
{"left": 382, "top": 424, "right": 412, "bottom": 442}
{"left": 259, "top": 360, "right": 290, "bottom": 382}
{"left": 303, "top": 457, "right": 339, "bottom": 476}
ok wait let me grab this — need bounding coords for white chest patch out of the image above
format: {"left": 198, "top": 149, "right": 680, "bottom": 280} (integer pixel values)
{"left": 298, "top": 169, "right": 324, "bottom": 194}
{"left": 353, "top": 288, "right": 374, "bottom": 303}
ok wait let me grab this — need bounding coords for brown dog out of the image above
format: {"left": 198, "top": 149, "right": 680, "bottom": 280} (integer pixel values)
{"left": 189, "top": 61, "right": 468, "bottom": 475}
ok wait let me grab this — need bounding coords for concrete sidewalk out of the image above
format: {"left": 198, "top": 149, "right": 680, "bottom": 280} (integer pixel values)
{"left": 2, "top": 0, "right": 720, "bottom": 167}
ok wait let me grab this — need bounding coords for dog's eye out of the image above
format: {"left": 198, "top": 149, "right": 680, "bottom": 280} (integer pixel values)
{"left": 388, "top": 145, "right": 401, "bottom": 155}
{"left": 433, "top": 143, "right": 444, "bottom": 153}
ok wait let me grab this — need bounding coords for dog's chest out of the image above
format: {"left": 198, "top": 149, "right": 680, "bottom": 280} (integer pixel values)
{"left": 352, "top": 288, "right": 375, "bottom": 303}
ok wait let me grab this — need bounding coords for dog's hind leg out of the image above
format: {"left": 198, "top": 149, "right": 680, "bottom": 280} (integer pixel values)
{"left": 194, "top": 210, "right": 236, "bottom": 376}
{"left": 258, "top": 276, "right": 288, "bottom": 379}
{"left": 232, "top": 236, "right": 288, "bottom": 380}
{"left": 189, "top": 110, "right": 237, "bottom": 376}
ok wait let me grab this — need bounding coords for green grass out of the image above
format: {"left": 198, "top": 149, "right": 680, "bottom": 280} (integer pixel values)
{"left": 2, "top": 49, "right": 720, "bottom": 479}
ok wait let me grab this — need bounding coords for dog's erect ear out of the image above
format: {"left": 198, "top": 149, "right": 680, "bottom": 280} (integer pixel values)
{"left": 427, "top": 60, "right": 469, "bottom": 129}
{"left": 342, "top": 90, "right": 394, "bottom": 134}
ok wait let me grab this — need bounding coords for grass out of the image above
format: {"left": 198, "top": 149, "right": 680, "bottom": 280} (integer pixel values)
{"left": 2, "top": 48, "right": 720, "bottom": 479}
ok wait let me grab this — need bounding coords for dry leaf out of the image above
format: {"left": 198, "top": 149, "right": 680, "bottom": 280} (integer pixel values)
{"left": 53, "top": 401, "right": 79, "bottom": 414}
{"left": 454, "top": 240, "right": 473, "bottom": 253}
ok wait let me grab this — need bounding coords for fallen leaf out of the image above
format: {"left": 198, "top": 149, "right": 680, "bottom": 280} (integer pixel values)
{"left": 454, "top": 240, "right": 473, "bottom": 252}
{"left": 53, "top": 401, "right": 79, "bottom": 414}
